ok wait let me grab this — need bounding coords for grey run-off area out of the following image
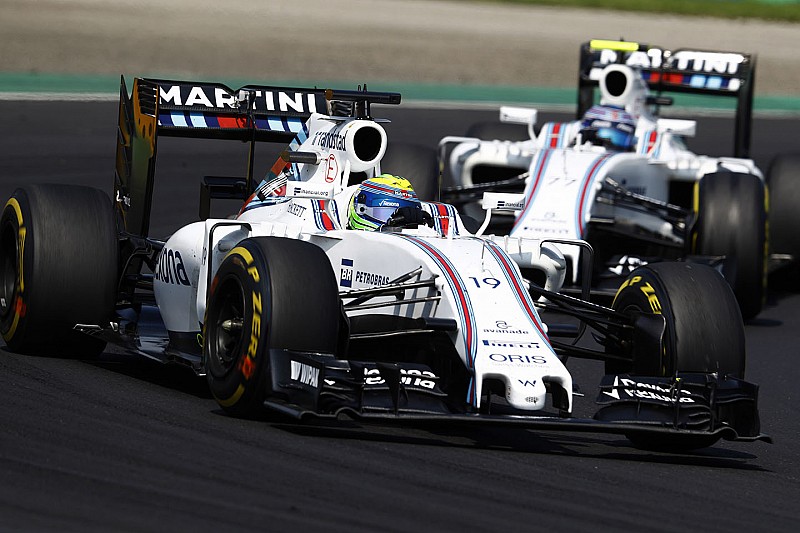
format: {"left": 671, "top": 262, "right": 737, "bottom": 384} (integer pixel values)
{"left": 1, "top": 0, "right": 799, "bottom": 95}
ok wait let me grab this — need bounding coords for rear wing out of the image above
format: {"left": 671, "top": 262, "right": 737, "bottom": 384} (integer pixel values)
{"left": 114, "top": 76, "right": 400, "bottom": 237}
{"left": 577, "top": 39, "right": 756, "bottom": 157}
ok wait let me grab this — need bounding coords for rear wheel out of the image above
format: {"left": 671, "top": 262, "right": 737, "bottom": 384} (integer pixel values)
{"left": 610, "top": 262, "right": 746, "bottom": 450}
{"left": 204, "top": 237, "right": 341, "bottom": 417}
{"left": 767, "top": 153, "right": 800, "bottom": 285}
{"left": 0, "top": 185, "right": 117, "bottom": 356}
{"left": 692, "top": 171, "right": 767, "bottom": 320}
{"left": 380, "top": 142, "right": 439, "bottom": 201}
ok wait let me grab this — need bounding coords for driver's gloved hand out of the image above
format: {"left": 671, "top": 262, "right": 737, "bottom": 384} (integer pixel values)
{"left": 385, "top": 206, "right": 434, "bottom": 228}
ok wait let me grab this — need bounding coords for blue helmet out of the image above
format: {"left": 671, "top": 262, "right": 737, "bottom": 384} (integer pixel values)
{"left": 348, "top": 174, "right": 420, "bottom": 231}
{"left": 579, "top": 105, "right": 637, "bottom": 151}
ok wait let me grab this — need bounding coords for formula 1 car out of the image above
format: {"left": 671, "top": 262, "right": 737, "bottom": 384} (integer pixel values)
{"left": 439, "top": 39, "right": 770, "bottom": 319}
{"left": 0, "top": 76, "right": 769, "bottom": 451}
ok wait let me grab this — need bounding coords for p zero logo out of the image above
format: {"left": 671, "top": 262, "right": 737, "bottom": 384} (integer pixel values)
{"left": 229, "top": 246, "right": 262, "bottom": 382}
{"left": 638, "top": 282, "right": 662, "bottom": 313}
{"left": 612, "top": 275, "right": 662, "bottom": 314}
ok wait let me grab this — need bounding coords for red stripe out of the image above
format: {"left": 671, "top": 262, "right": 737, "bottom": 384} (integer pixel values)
{"left": 436, "top": 204, "right": 449, "bottom": 235}
{"left": 549, "top": 123, "right": 561, "bottom": 148}
{"left": 488, "top": 243, "right": 548, "bottom": 340}
{"left": 518, "top": 150, "right": 550, "bottom": 219}
{"left": 647, "top": 131, "right": 658, "bottom": 154}
{"left": 318, "top": 200, "right": 334, "bottom": 230}
{"left": 577, "top": 156, "right": 608, "bottom": 235}
{"left": 216, "top": 115, "right": 249, "bottom": 129}
{"left": 409, "top": 238, "right": 474, "bottom": 364}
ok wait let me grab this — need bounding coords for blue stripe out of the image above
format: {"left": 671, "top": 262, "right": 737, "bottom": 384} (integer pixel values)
{"left": 189, "top": 113, "right": 206, "bottom": 128}
{"left": 170, "top": 112, "right": 188, "bottom": 128}
{"left": 483, "top": 239, "right": 553, "bottom": 346}
{"left": 158, "top": 113, "right": 173, "bottom": 127}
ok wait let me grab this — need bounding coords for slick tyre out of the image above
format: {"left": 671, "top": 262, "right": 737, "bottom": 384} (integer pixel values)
{"left": 610, "top": 262, "right": 746, "bottom": 379}
{"left": 691, "top": 171, "right": 767, "bottom": 320}
{"left": 380, "top": 142, "right": 439, "bottom": 201}
{"left": 204, "top": 237, "right": 340, "bottom": 418}
{"left": 767, "top": 153, "right": 800, "bottom": 284}
{"left": 611, "top": 262, "right": 746, "bottom": 451}
{"left": 0, "top": 185, "right": 117, "bottom": 356}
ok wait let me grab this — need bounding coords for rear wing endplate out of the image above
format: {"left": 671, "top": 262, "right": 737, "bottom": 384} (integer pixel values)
{"left": 577, "top": 40, "right": 756, "bottom": 157}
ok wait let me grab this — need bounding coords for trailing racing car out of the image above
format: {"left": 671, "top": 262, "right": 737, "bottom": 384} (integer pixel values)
{"left": 0, "top": 76, "right": 769, "bottom": 451}
{"left": 439, "top": 39, "right": 772, "bottom": 319}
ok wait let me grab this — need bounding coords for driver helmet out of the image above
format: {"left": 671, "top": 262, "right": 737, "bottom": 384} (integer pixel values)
{"left": 348, "top": 174, "right": 420, "bottom": 231}
{"left": 579, "top": 105, "right": 637, "bottom": 151}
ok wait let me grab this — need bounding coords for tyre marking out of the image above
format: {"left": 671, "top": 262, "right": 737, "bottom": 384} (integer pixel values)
{"left": 612, "top": 275, "right": 662, "bottom": 314}
{"left": 216, "top": 246, "right": 265, "bottom": 407}
{"left": 215, "top": 384, "right": 246, "bottom": 407}
{"left": 639, "top": 282, "right": 662, "bottom": 314}
{"left": 3, "top": 198, "right": 26, "bottom": 341}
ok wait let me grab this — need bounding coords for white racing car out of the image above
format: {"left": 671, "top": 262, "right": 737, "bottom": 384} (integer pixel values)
{"left": 439, "top": 39, "right": 774, "bottom": 319}
{"left": 0, "top": 77, "right": 769, "bottom": 450}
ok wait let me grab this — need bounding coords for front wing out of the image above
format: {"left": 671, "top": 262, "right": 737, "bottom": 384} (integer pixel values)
{"left": 265, "top": 350, "right": 770, "bottom": 446}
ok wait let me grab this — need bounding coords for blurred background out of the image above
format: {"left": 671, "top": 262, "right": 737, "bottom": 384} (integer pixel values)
{"left": 1, "top": 0, "right": 799, "bottom": 111}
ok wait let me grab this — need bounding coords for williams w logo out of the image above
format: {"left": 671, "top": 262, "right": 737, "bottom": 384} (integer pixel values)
{"left": 290, "top": 360, "right": 320, "bottom": 387}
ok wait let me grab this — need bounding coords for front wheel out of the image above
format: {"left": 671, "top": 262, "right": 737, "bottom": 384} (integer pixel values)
{"left": 610, "top": 262, "right": 746, "bottom": 450}
{"left": 204, "top": 237, "right": 341, "bottom": 417}
{"left": 610, "top": 262, "right": 746, "bottom": 378}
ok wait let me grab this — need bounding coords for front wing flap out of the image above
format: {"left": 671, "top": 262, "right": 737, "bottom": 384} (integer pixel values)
{"left": 265, "top": 351, "right": 770, "bottom": 445}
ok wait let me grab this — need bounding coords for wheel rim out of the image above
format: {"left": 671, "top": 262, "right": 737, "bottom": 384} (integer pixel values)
{"left": 208, "top": 276, "right": 246, "bottom": 376}
{"left": 0, "top": 221, "right": 18, "bottom": 320}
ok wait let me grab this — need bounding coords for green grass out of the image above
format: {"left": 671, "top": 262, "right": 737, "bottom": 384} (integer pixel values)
{"left": 477, "top": 0, "right": 800, "bottom": 22}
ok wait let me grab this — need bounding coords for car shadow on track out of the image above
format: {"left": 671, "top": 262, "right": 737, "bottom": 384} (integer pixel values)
{"left": 266, "top": 419, "right": 767, "bottom": 470}
{"left": 86, "top": 350, "right": 213, "bottom": 399}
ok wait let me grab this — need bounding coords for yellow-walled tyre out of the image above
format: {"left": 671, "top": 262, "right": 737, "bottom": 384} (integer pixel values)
{"left": 0, "top": 185, "right": 117, "bottom": 356}
{"left": 204, "top": 237, "right": 340, "bottom": 418}
{"left": 610, "top": 262, "right": 745, "bottom": 379}
{"left": 610, "top": 262, "right": 747, "bottom": 451}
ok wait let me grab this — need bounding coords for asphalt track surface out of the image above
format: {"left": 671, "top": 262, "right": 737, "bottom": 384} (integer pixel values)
{"left": 0, "top": 100, "right": 799, "bottom": 532}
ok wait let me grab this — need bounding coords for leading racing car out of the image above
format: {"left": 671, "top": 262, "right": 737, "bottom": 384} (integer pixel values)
{"left": 0, "top": 76, "right": 769, "bottom": 451}
{"left": 438, "top": 39, "right": 775, "bottom": 319}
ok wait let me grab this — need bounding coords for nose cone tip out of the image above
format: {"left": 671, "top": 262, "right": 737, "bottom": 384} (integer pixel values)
{"left": 505, "top": 378, "right": 548, "bottom": 410}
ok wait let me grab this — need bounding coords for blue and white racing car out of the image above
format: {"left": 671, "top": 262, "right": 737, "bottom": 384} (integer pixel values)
{"left": 0, "top": 76, "right": 769, "bottom": 450}
{"left": 440, "top": 39, "right": 774, "bottom": 319}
